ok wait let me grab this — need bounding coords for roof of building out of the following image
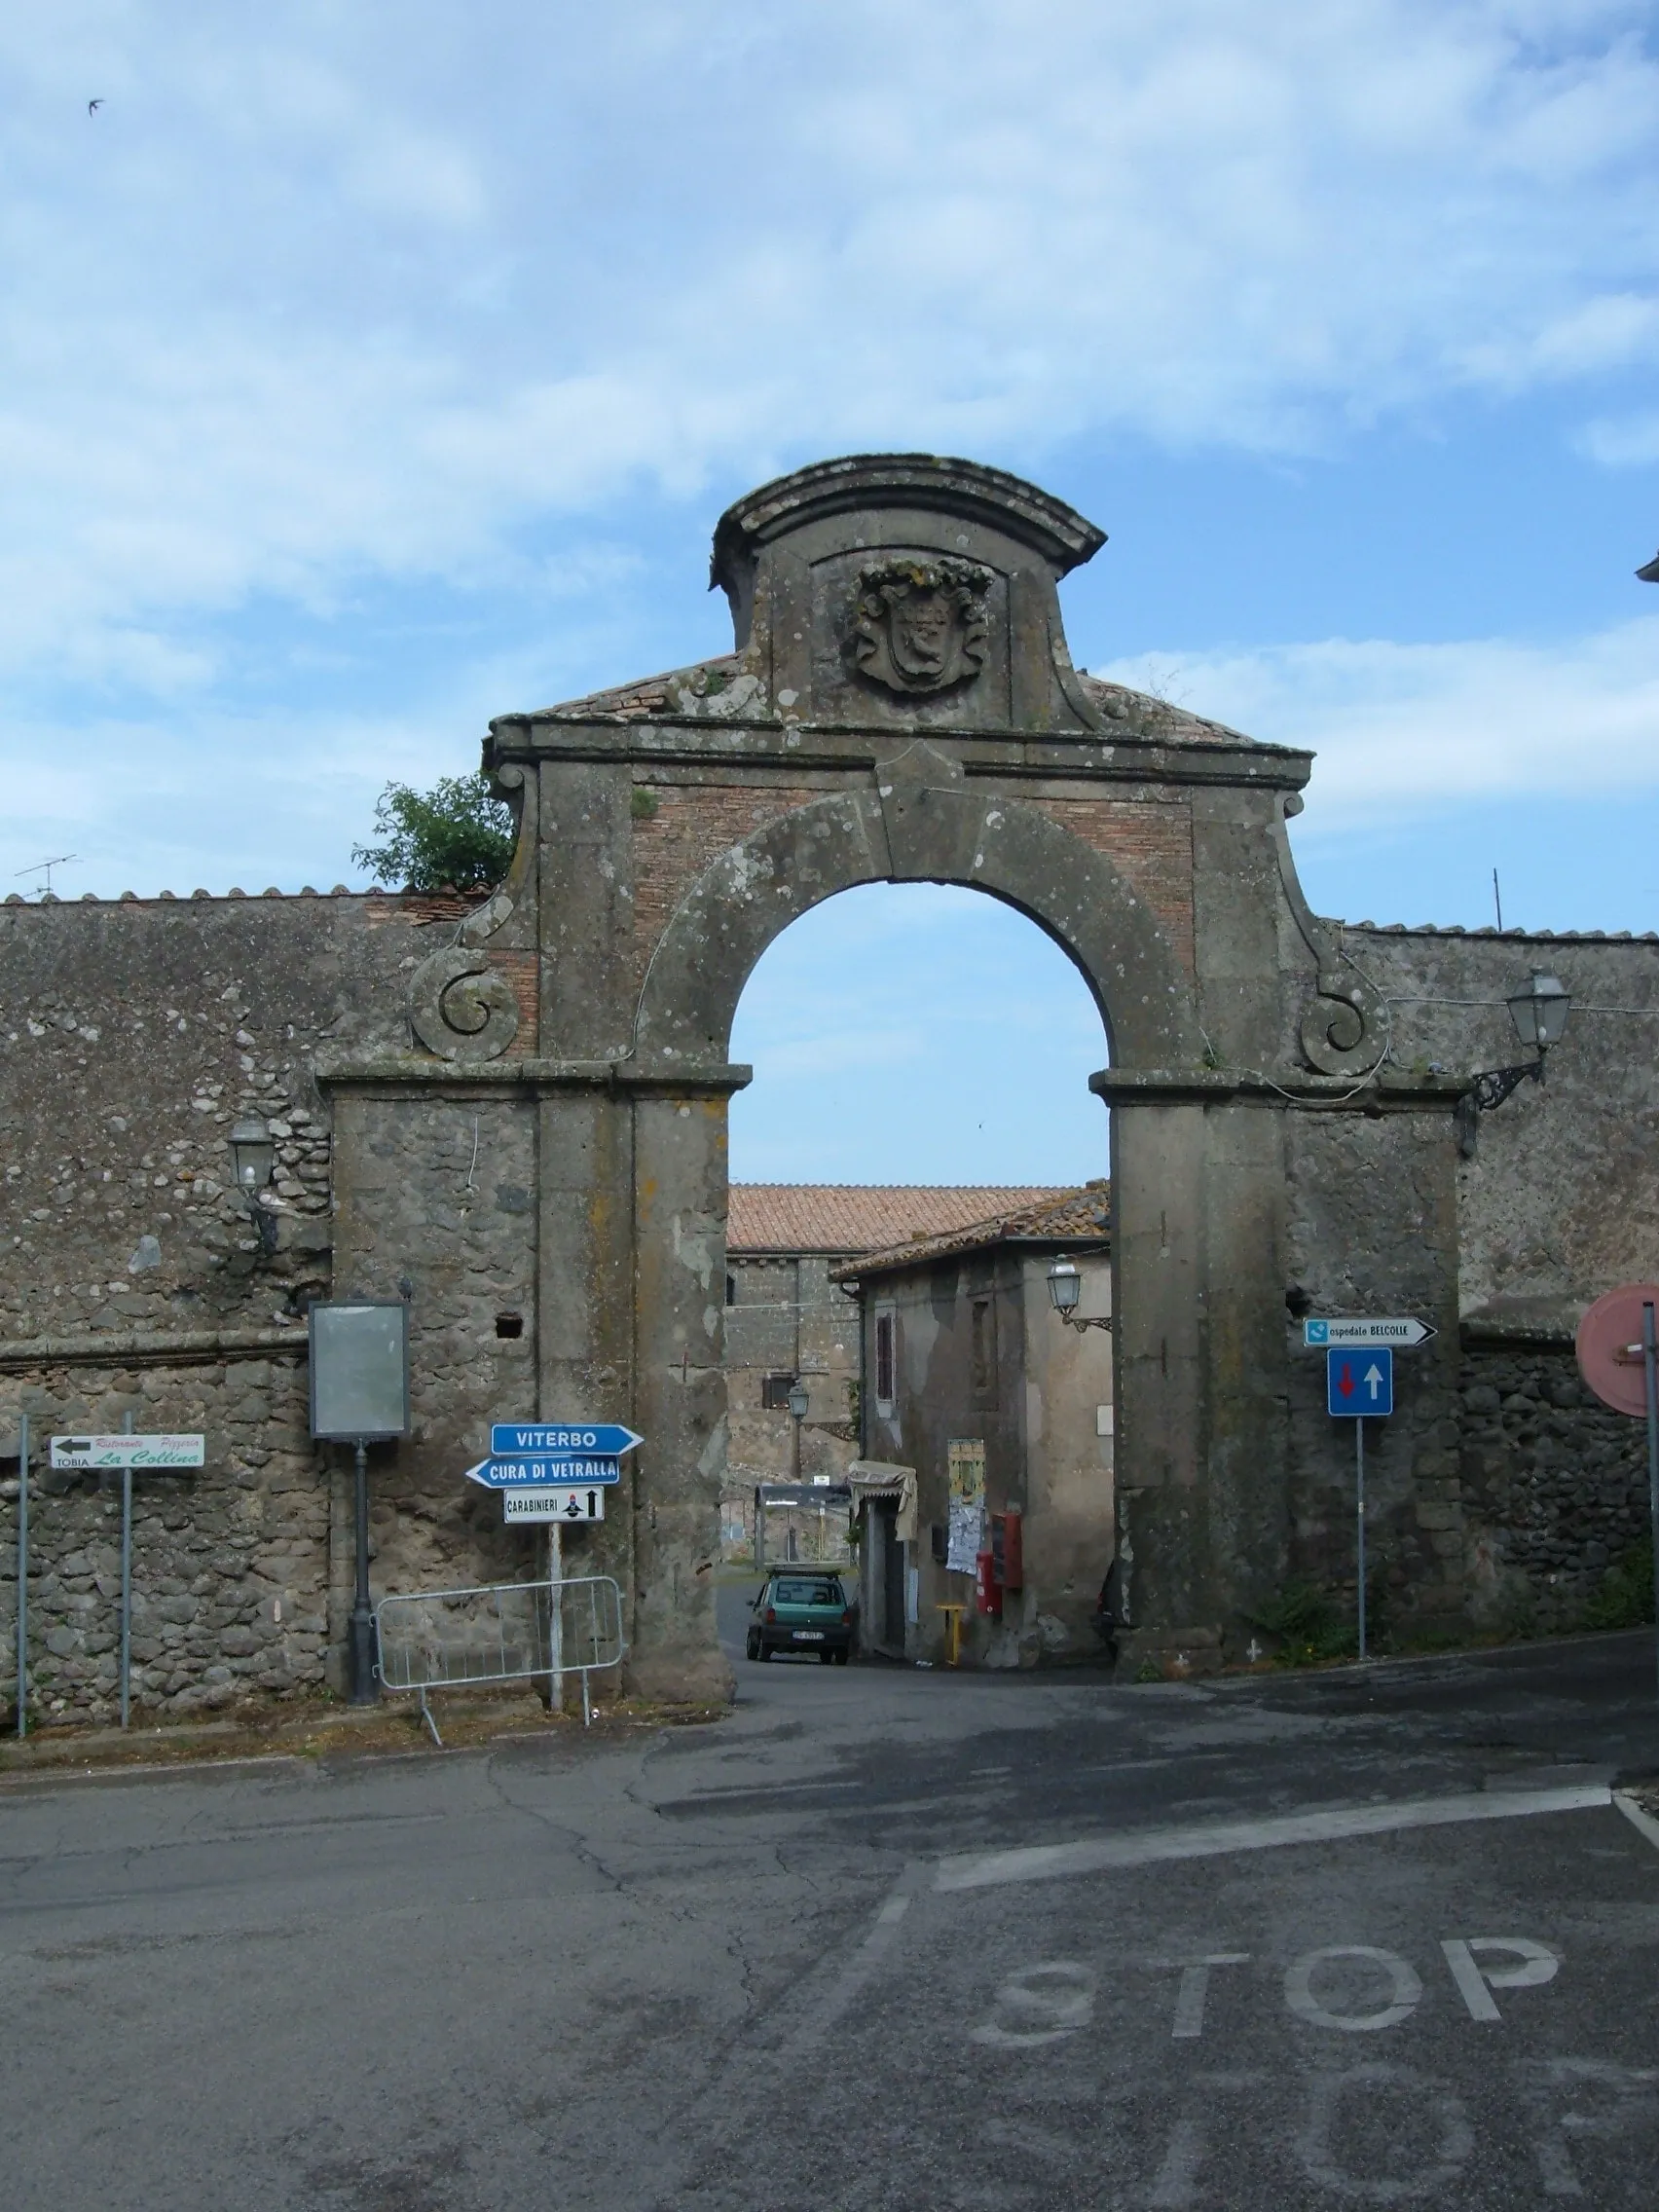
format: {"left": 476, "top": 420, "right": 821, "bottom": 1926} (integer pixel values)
{"left": 727, "top": 1184, "right": 1071, "bottom": 1256}
{"left": 832, "top": 1182, "right": 1112, "bottom": 1281}
{"left": 522, "top": 654, "right": 1252, "bottom": 748}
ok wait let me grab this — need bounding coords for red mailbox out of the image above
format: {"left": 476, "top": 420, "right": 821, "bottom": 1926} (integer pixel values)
{"left": 976, "top": 1548, "right": 1001, "bottom": 1616}
{"left": 990, "top": 1506, "right": 1023, "bottom": 1592}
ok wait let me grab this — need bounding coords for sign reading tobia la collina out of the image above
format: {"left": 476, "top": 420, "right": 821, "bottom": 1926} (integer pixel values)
{"left": 490, "top": 1423, "right": 642, "bottom": 1460}
{"left": 50, "top": 1434, "right": 205, "bottom": 1470}
{"left": 1304, "top": 1317, "right": 1435, "bottom": 1349}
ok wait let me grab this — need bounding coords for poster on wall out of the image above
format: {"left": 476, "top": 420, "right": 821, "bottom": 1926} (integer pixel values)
{"left": 946, "top": 1438, "right": 986, "bottom": 1573}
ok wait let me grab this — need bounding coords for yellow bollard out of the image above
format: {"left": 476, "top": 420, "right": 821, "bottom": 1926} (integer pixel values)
{"left": 936, "top": 1602, "right": 966, "bottom": 1668}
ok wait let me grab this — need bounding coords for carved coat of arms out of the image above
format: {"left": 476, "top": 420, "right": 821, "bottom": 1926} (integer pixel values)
{"left": 851, "top": 557, "right": 992, "bottom": 697}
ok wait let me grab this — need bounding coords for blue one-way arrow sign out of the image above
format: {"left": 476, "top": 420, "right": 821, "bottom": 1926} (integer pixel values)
{"left": 491, "top": 1422, "right": 643, "bottom": 1459}
{"left": 1327, "top": 1346, "right": 1393, "bottom": 1418}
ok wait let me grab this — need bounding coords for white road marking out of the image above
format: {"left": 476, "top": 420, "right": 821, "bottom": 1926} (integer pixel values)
{"left": 775, "top": 1871, "right": 921, "bottom": 2058}
{"left": 1284, "top": 1946, "right": 1422, "bottom": 2033}
{"left": 1147, "top": 2076, "right": 1268, "bottom": 2208}
{"left": 1533, "top": 2055, "right": 1659, "bottom": 2196}
{"left": 1441, "top": 1937, "right": 1500, "bottom": 2022}
{"left": 1612, "top": 1788, "right": 1659, "bottom": 1855}
{"left": 1442, "top": 1936, "right": 1559, "bottom": 2021}
{"left": 1299, "top": 2064, "right": 1472, "bottom": 2199}
{"left": 934, "top": 1784, "right": 1610, "bottom": 1892}
{"left": 969, "top": 1961, "right": 1094, "bottom": 2047}
{"left": 1170, "top": 1952, "right": 1250, "bottom": 2039}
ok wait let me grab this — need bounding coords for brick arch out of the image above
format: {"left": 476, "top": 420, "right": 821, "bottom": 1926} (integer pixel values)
{"left": 631, "top": 777, "right": 1200, "bottom": 1072}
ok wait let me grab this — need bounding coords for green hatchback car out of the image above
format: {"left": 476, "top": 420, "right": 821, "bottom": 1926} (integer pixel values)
{"left": 746, "top": 1572, "right": 854, "bottom": 1663}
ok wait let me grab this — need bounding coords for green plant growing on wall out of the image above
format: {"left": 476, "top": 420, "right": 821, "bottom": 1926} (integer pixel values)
{"left": 1581, "top": 1539, "right": 1655, "bottom": 1631}
{"left": 353, "top": 774, "right": 515, "bottom": 891}
{"left": 1247, "top": 1578, "right": 1362, "bottom": 1666}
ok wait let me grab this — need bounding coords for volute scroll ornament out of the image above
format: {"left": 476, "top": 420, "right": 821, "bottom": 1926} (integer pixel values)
{"left": 408, "top": 886, "right": 521, "bottom": 1063}
{"left": 851, "top": 556, "right": 992, "bottom": 697}
{"left": 1299, "top": 974, "right": 1387, "bottom": 1079}
{"left": 1271, "top": 797, "right": 1389, "bottom": 1079}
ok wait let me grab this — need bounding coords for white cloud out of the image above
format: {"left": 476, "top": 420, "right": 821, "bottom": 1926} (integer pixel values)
{"left": 1576, "top": 411, "right": 1659, "bottom": 467}
{"left": 2, "top": 1, "right": 1659, "bottom": 697}
{"left": 1105, "top": 613, "right": 1659, "bottom": 826}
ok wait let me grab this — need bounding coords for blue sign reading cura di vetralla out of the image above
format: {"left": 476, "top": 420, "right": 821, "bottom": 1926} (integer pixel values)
{"left": 491, "top": 1422, "right": 643, "bottom": 1460}
{"left": 465, "top": 1455, "right": 622, "bottom": 1489}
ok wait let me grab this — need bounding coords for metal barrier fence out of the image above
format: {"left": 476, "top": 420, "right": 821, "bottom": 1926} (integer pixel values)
{"left": 374, "top": 1573, "right": 625, "bottom": 1746}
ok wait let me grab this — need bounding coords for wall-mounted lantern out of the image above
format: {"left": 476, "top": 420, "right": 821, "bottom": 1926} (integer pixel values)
{"left": 787, "top": 1375, "right": 809, "bottom": 1481}
{"left": 1047, "top": 1258, "right": 1112, "bottom": 1333}
{"left": 227, "top": 1116, "right": 279, "bottom": 1256}
{"left": 1456, "top": 970, "right": 1572, "bottom": 1157}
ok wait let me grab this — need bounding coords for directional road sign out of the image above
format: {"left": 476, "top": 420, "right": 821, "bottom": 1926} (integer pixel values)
{"left": 1304, "top": 1317, "right": 1434, "bottom": 1349}
{"left": 50, "top": 1433, "right": 205, "bottom": 1470}
{"left": 491, "top": 1422, "right": 642, "bottom": 1460}
{"left": 502, "top": 1488, "right": 607, "bottom": 1524}
{"left": 1327, "top": 1347, "right": 1393, "bottom": 1418}
{"left": 465, "top": 1456, "right": 621, "bottom": 1489}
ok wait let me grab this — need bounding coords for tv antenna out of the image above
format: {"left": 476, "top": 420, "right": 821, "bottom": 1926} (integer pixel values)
{"left": 15, "top": 854, "right": 77, "bottom": 896}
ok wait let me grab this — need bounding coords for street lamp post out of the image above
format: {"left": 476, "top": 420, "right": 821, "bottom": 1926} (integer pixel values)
{"left": 1456, "top": 969, "right": 1572, "bottom": 1157}
{"left": 788, "top": 1376, "right": 809, "bottom": 1484}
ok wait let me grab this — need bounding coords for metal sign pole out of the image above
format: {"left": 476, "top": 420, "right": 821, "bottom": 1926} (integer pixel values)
{"left": 1356, "top": 1416, "right": 1367, "bottom": 1663}
{"left": 1644, "top": 1303, "right": 1659, "bottom": 1703}
{"left": 120, "top": 1411, "right": 133, "bottom": 1729}
{"left": 548, "top": 1522, "right": 565, "bottom": 1715}
{"left": 350, "top": 1438, "right": 377, "bottom": 1703}
{"left": 15, "top": 1412, "right": 27, "bottom": 1740}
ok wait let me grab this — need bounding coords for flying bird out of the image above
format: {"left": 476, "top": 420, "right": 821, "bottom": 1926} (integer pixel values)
{"left": 88, "top": 98, "right": 103, "bottom": 115}
{"left": 1639, "top": 550, "right": 1659, "bottom": 584}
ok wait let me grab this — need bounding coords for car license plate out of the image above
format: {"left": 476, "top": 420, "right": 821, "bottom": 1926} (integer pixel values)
{"left": 792, "top": 1630, "right": 825, "bottom": 1641}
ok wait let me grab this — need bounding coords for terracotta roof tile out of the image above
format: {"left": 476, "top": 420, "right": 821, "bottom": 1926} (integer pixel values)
{"left": 1076, "top": 673, "right": 1250, "bottom": 746}
{"left": 832, "top": 1183, "right": 1112, "bottom": 1279}
{"left": 727, "top": 1185, "right": 1070, "bottom": 1256}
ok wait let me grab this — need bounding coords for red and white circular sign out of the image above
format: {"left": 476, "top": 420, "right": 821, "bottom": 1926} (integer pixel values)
{"left": 1575, "top": 1283, "right": 1659, "bottom": 1417}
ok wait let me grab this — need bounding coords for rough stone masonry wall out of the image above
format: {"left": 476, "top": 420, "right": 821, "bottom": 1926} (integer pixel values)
{"left": 0, "top": 1353, "right": 324, "bottom": 1725}
{"left": 1457, "top": 1341, "right": 1650, "bottom": 1635}
{"left": 1345, "top": 924, "right": 1659, "bottom": 1321}
{"left": 0, "top": 888, "right": 485, "bottom": 1721}
{"left": 1281, "top": 924, "right": 1659, "bottom": 1640}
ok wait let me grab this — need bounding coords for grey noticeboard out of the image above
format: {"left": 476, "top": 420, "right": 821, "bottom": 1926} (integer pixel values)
{"left": 309, "top": 1301, "right": 410, "bottom": 1440}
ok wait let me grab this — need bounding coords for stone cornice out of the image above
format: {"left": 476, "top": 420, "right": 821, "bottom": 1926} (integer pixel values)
{"left": 0, "top": 1324, "right": 309, "bottom": 1374}
{"left": 314, "top": 1055, "right": 754, "bottom": 1097}
{"left": 1090, "top": 1067, "right": 1470, "bottom": 1110}
{"left": 485, "top": 717, "right": 1313, "bottom": 793}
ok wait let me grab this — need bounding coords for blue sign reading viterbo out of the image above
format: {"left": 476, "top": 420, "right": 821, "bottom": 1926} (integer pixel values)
{"left": 491, "top": 1422, "right": 643, "bottom": 1459}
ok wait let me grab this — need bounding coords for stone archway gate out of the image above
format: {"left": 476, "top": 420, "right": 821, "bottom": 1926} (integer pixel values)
{"left": 321, "top": 456, "right": 1462, "bottom": 1699}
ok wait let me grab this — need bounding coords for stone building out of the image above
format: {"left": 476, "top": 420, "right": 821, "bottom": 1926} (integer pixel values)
{"left": 721, "top": 1183, "right": 1066, "bottom": 1557}
{"left": 835, "top": 1185, "right": 1114, "bottom": 1665}
{"left": 3, "top": 451, "right": 1657, "bottom": 1725}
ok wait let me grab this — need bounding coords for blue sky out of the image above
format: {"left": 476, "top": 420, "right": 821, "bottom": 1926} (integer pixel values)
{"left": 5, "top": 4, "right": 1659, "bottom": 1181}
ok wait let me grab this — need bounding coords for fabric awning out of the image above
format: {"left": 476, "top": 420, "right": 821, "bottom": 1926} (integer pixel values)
{"left": 844, "top": 1459, "right": 918, "bottom": 1545}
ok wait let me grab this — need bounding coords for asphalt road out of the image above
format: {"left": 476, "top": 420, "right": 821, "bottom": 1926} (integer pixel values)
{"left": 3, "top": 1600, "right": 1657, "bottom": 2209}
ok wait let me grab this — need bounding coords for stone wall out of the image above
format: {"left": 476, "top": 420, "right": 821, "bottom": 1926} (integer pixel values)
{"left": 1345, "top": 924, "right": 1659, "bottom": 1323}
{"left": 0, "top": 888, "right": 498, "bottom": 1721}
{"left": 1457, "top": 1338, "right": 1650, "bottom": 1635}
{"left": 1273, "top": 923, "right": 1659, "bottom": 1643}
{"left": 722, "top": 1252, "right": 860, "bottom": 1528}
{"left": 0, "top": 1349, "right": 324, "bottom": 1725}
